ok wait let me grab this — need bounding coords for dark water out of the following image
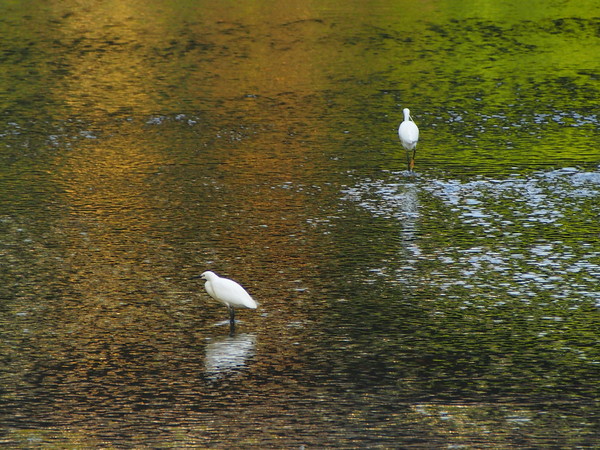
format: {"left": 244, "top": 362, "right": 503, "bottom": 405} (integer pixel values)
{"left": 1, "top": 0, "right": 599, "bottom": 447}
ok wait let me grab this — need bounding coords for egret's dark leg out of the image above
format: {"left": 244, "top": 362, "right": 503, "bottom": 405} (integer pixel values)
{"left": 409, "top": 149, "right": 416, "bottom": 171}
{"left": 229, "top": 307, "right": 236, "bottom": 335}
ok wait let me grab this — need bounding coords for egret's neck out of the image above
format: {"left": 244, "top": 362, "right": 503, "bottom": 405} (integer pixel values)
{"left": 403, "top": 109, "right": 411, "bottom": 122}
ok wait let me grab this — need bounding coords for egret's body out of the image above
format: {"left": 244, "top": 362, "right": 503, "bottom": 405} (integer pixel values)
{"left": 198, "top": 271, "right": 257, "bottom": 332}
{"left": 399, "top": 108, "right": 419, "bottom": 171}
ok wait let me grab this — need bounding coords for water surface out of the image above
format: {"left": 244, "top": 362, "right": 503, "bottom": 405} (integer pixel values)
{"left": 1, "top": 0, "right": 598, "bottom": 447}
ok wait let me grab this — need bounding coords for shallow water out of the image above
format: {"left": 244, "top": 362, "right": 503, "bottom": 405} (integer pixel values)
{"left": 1, "top": 0, "right": 599, "bottom": 447}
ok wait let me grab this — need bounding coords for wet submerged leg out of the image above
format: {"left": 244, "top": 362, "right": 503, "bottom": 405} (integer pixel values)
{"left": 408, "top": 149, "right": 416, "bottom": 172}
{"left": 229, "top": 307, "right": 236, "bottom": 335}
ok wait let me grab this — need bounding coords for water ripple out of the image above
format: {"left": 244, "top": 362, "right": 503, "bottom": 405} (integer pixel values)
{"left": 343, "top": 167, "right": 600, "bottom": 308}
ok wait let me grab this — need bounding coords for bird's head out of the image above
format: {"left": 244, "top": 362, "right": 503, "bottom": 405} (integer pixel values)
{"left": 200, "top": 271, "right": 216, "bottom": 281}
{"left": 190, "top": 270, "right": 216, "bottom": 281}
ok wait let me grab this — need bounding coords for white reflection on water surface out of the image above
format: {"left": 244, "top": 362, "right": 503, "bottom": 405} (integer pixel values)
{"left": 204, "top": 333, "right": 256, "bottom": 380}
{"left": 344, "top": 168, "right": 600, "bottom": 308}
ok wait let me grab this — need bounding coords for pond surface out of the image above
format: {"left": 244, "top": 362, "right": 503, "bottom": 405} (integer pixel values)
{"left": 1, "top": 0, "right": 598, "bottom": 447}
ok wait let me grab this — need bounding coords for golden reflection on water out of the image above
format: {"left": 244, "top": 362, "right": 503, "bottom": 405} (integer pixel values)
{"left": 37, "top": 1, "right": 335, "bottom": 431}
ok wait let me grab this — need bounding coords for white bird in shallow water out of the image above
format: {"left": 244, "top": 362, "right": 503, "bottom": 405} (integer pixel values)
{"left": 398, "top": 107, "right": 419, "bottom": 171}
{"left": 194, "top": 271, "right": 257, "bottom": 332}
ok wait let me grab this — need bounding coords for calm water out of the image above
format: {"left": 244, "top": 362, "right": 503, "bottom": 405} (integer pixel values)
{"left": 1, "top": 0, "right": 599, "bottom": 447}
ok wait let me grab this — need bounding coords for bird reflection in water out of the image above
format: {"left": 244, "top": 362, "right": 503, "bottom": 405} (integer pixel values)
{"left": 204, "top": 333, "right": 257, "bottom": 380}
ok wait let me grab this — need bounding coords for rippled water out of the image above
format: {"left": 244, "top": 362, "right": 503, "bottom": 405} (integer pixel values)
{"left": 344, "top": 168, "right": 600, "bottom": 305}
{"left": 1, "top": 0, "right": 599, "bottom": 447}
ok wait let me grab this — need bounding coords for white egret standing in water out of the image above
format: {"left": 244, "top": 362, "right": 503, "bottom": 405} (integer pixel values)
{"left": 193, "top": 271, "right": 257, "bottom": 333}
{"left": 399, "top": 108, "right": 419, "bottom": 171}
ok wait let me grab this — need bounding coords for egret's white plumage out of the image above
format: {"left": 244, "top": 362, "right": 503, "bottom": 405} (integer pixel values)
{"left": 198, "top": 271, "right": 257, "bottom": 332}
{"left": 201, "top": 271, "right": 257, "bottom": 310}
{"left": 399, "top": 108, "right": 419, "bottom": 171}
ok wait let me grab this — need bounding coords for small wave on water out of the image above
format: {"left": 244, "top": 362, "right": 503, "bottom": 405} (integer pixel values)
{"left": 343, "top": 167, "right": 600, "bottom": 308}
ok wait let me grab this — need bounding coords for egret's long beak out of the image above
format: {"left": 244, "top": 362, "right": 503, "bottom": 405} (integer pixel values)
{"left": 190, "top": 274, "right": 203, "bottom": 280}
